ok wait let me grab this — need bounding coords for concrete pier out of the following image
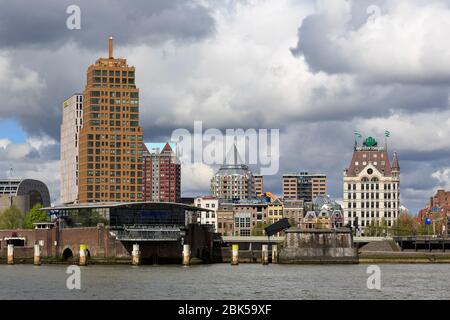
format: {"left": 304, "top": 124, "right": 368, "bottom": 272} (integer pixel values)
{"left": 262, "top": 245, "right": 269, "bottom": 265}
{"left": 132, "top": 244, "right": 141, "bottom": 266}
{"left": 231, "top": 244, "right": 239, "bottom": 266}
{"left": 272, "top": 245, "right": 278, "bottom": 264}
{"left": 34, "top": 244, "right": 41, "bottom": 266}
{"left": 7, "top": 244, "right": 14, "bottom": 265}
{"left": 79, "top": 244, "right": 88, "bottom": 266}
{"left": 182, "top": 244, "right": 191, "bottom": 266}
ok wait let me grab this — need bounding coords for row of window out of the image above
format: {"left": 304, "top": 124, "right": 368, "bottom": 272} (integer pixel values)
{"left": 347, "top": 202, "right": 398, "bottom": 209}
{"left": 86, "top": 192, "right": 142, "bottom": 199}
{"left": 89, "top": 98, "right": 138, "bottom": 105}
{"left": 92, "top": 77, "right": 135, "bottom": 85}
{"left": 86, "top": 156, "right": 143, "bottom": 165}
{"left": 87, "top": 185, "right": 143, "bottom": 192}
{"left": 85, "top": 178, "right": 143, "bottom": 184}
{"left": 88, "top": 119, "right": 139, "bottom": 126}
{"left": 86, "top": 170, "right": 143, "bottom": 178}
{"left": 93, "top": 70, "right": 135, "bottom": 77}
{"left": 346, "top": 211, "right": 397, "bottom": 218}
{"left": 90, "top": 90, "right": 138, "bottom": 98}
{"left": 347, "top": 183, "right": 399, "bottom": 190}
{"left": 346, "top": 193, "right": 398, "bottom": 200}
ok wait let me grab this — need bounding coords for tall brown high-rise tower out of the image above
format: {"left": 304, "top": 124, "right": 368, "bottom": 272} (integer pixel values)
{"left": 78, "top": 37, "right": 143, "bottom": 203}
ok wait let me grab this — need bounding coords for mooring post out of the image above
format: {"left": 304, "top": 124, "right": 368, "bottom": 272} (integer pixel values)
{"left": 272, "top": 245, "right": 278, "bottom": 264}
{"left": 231, "top": 244, "right": 239, "bottom": 266}
{"left": 182, "top": 244, "right": 191, "bottom": 266}
{"left": 132, "top": 244, "right": 141, "bottom": 266}
{"left": 34, "top": 244, "right": 41, "bottom": 266}
{"left": 262, "top": 244, "right": 269, "bottom": 265}
{"left": 7, "top": 244, "right": 14, "bottom": 265}
{"left": 79, "top": 244, "right": 87, "bottom": 266}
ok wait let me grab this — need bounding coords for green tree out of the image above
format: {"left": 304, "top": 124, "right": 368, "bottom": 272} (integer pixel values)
{"left": 0, "top": 205, "right": 25, "bottom": 229}
{"left": 23, "top": 204, "right": 48, "bottom": 229}
{"left": 392, "top": 213, "right": 417, "bottom": 236}
{"left": 365, "top": 221, "right": 376, "bottom": 236}
{"left": 417, "top": 222, "right": 431, "bottom": 236}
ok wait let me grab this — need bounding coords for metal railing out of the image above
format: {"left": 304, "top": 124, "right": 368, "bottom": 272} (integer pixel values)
{"left": 113, "top": 225, "right": 182, "bottom": 241}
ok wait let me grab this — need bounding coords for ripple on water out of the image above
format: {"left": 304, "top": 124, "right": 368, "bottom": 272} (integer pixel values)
{"left": 1, "top": 264, "right": 450, "bottom": 300}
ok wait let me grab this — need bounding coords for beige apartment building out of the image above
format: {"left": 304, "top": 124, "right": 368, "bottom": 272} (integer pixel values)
{"left": 254, "top": 174, "right": 264, "bottom": 196}
{"left": 282, "top": 172, "right": 327, "bottom": 202}
{"left": 60, "top": 94, "right": 83, "bottom": 204}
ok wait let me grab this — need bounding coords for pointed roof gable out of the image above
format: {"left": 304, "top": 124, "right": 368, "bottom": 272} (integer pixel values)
{"left": 225, "top": 144, "right": 244, "bottom": 165}
{"left": 391, "top": 152, "right": 400, "bottom": 171}
{"left": 161, "top": 142, "right": 173, "bottom": 153}
{"left": 346, "top": 149, "right": 392, "bottom": 177}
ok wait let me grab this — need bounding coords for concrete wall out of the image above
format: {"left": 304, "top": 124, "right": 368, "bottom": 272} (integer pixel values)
{"left": 0, "top": 195, "right": 31, "bottom": 215}
{"left": 278, "top": 229, "right": 358, "bottom": 264}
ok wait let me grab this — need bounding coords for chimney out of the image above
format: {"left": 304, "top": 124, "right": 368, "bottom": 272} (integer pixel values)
{"left": 108, "top": 36, "right": 113, "bottom": 59}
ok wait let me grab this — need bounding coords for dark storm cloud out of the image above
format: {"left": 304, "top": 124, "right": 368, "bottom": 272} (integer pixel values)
{"left": 0, "top": 0, "right": 215, "bottom": 49}
{"left": 0, "top": 0, "right": 215, "bottom": 140}
{"left": 304, "top": 83, "right": 450, "bottom": 123}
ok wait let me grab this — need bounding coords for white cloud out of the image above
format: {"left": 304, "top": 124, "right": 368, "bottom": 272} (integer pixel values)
{"left": 296, "top": 0, "right": 450, "bottom": 84}
{"left": 432, "top": 168, "right": 450, "bottom": 189}
{"left": 0, "top": 138, "right": 10, "bottom": 149}
{"left": 357, "top": 111, "right": 450, "bottom": 152}
{"left": 181, "top": 162, "right": 215, "bottom": 196}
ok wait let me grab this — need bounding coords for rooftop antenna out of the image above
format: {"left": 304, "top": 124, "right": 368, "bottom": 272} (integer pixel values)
{"left": 108, "top": 36, "right": 113, "bottom": 59}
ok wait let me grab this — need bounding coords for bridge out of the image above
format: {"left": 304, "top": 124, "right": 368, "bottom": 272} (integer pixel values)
{"left": 393, "top": 236, "right": 450, "bottom": 252}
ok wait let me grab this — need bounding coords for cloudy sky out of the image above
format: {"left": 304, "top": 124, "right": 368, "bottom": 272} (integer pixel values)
{"left": 1, "top": 0, "right": 450, "bottom": 213}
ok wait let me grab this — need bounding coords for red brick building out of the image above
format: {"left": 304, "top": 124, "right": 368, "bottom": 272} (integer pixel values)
{"left": 430, "top": 190, "right": 450, "bottom": 208}
{"left": 142, "top": 143, "right": 180, "bottom": 202}
{"left": 417, "top": 190, "right": 450, "bottom": 235}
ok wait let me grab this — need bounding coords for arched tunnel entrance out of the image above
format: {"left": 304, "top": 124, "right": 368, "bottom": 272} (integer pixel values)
{"left": 62, "top": 248, "right": 74, "bottom": 261}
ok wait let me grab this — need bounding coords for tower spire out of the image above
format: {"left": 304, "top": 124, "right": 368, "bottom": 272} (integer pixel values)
{"left": 392, "top": 152, "right": 400, "bottom": 171}
{"left": 108, "top": 36, "right": 113, "bottom": 59}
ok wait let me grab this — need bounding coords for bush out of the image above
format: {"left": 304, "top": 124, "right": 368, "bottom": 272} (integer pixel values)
{"left": 0, "top": 205, "right": 25, "bottom": 229}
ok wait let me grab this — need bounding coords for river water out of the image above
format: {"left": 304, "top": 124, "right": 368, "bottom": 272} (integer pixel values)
{"left": 0, "top": 264, "right": 449, "bottom": 299}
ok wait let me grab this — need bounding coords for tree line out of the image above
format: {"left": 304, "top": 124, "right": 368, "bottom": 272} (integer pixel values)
{"left": 0, "top": 204, "right": 49, "bottom": 229}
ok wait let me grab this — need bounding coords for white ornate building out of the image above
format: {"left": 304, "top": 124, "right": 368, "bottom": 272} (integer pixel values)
{"left": 343, "top": 136, "right": 400, "bottom": 233}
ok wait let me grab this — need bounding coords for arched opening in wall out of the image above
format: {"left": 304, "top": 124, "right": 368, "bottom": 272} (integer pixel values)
{"left": 28, "top": 190, "right": 43, "bottom": 209}
{"left": 62, "top": 248, "right": 74, "bottom": 261}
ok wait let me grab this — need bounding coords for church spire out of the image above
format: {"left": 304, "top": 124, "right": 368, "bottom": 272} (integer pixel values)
{"left": 391, "top": 152, "right": 400, "bottom": 171}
